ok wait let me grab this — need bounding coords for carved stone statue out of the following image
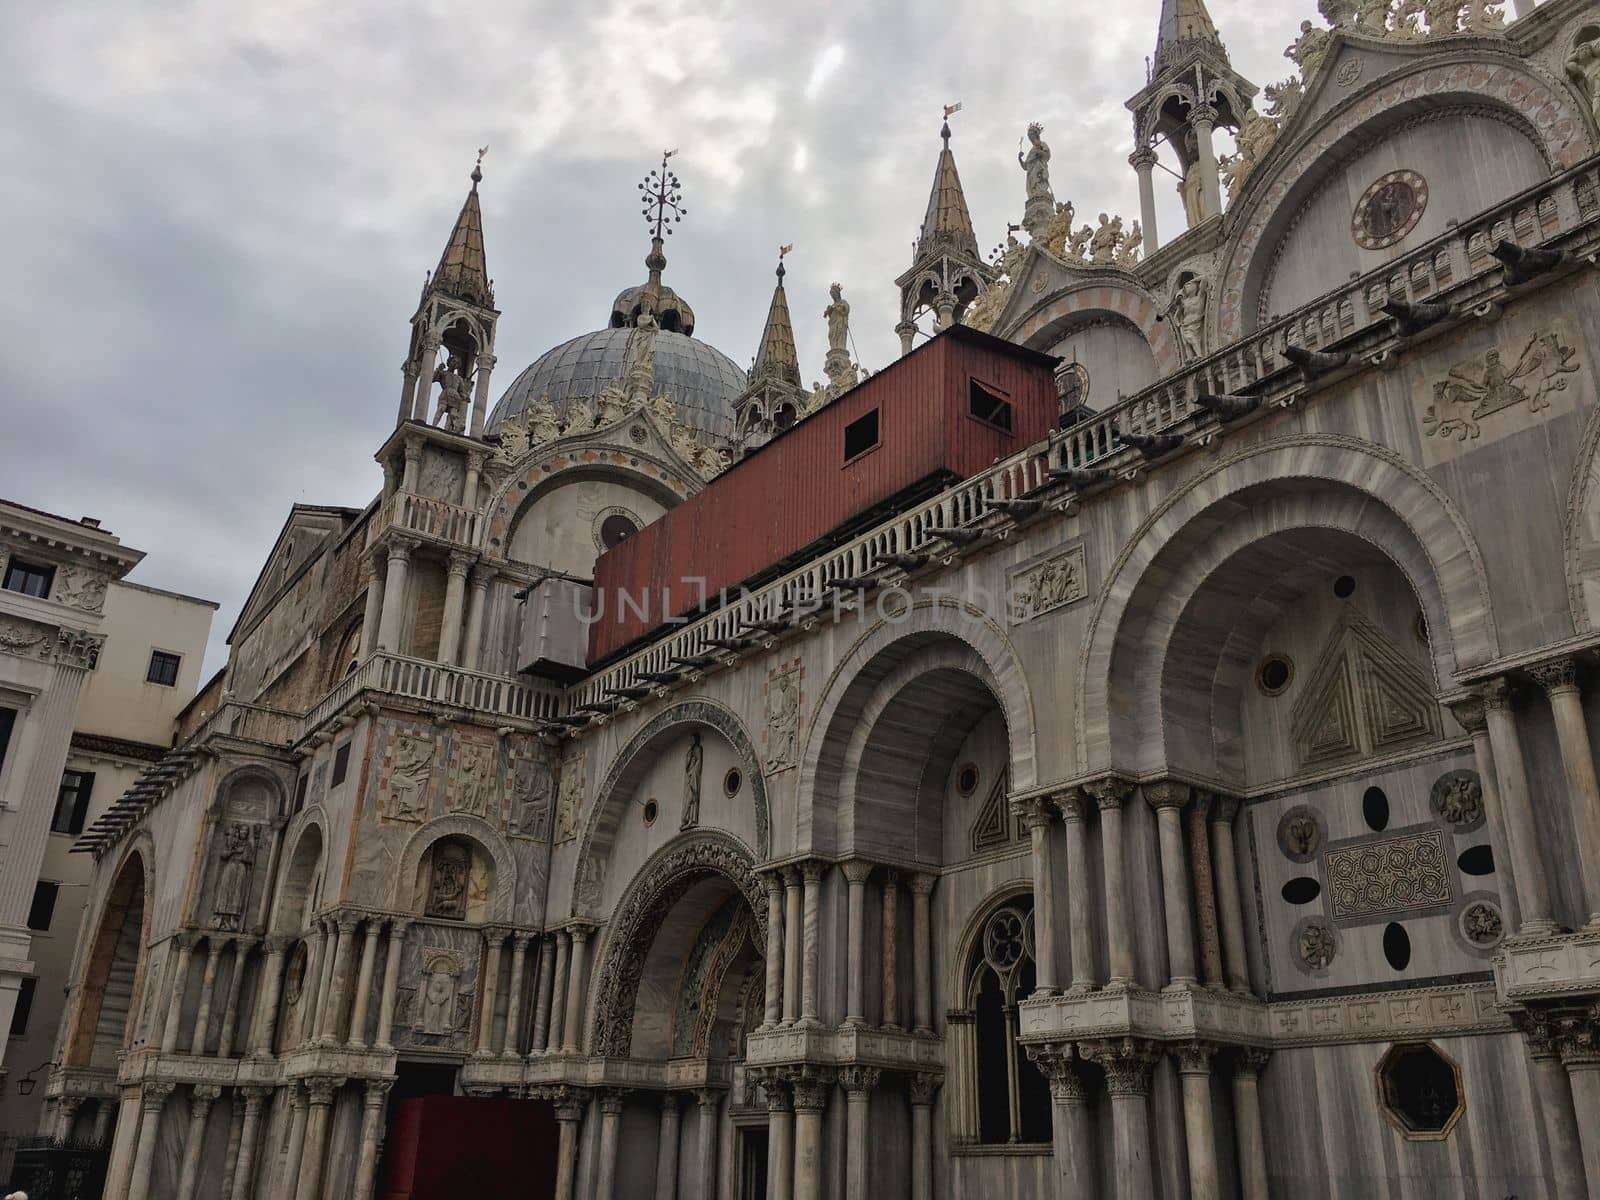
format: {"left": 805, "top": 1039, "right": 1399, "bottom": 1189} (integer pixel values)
{"left": 415, "top": 951, "right": 461, "bottom": 1035}
{"left": 1422, "top": 0, "right": 1462, "bottom": 34}
{"left": 997, "top": 232, "right": 1026, "bottom": 280}
{"left": 825, "top": 283, "right": 851, "bottom": 356}
{"left": 1319, "top": 0, "right": 1356, "bottom": 24}
{"left": 1167, "top": 275, "right": 1209, "bottom": 360}
{"left": 493, "top": 412, "right": 531, "bottom": 465}
{"left": 212, "top": 823, "right": 257, "bottom": 930}
{"left": 426, "top": 841, "right": 470, "bottom": 919}
{"left": 1222, "top": 109, "right": 1281, "bottom": 199}
{"left": 681, "top": 732, "right": 704, "bottom": 830}
{"left": 767, "top": 667, "right": 800, "bottom": 771}
{"left": 528, "top": 393, "right": 562, "bottom": 447}
{"left": 430, "top": 353, "right": 471, "bottom": 434}
{"left": 1117, "top": 220, "right": 1143, "bottom": 267}
{"left": 1179, "top": 130, "right": 1207, "bottom": 227}
{"left": 1568, "top": 39, "right": 1600, "bottom": 123}
{"left": 1089, "top": 213, "right": 1123, "bottom": 265}
{"left": 1357, "top": 0, "right": 1394, "bottom": 34}
{"left": 1019, "top": 122, "right": 1055, "bottom": 234}
{"left": 1067, "top": 223, "right": 1094, "bottom": 261}
{"left": 625, "top": 296, "right": 660, "bottom": 405}
{"left": 1285, "top": 19, "right": 1332, "bottom": 75}
{"left": 1263, "top": 77, "right": 1304, "bottom": 122}
{"left": 387, "top": 733, "right": 435, "bottom": 821}
{"left": 452, "top": 742, "right": 493, "bottom": 818}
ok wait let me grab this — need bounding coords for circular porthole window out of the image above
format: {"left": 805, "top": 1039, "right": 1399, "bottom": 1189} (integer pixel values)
{"left": 956, "top": 763, "right": 980, "bottom": 796}
{"left": 642, "top": 799, "right": 658, "bottom": 826}
{"left": 1334, "top": 575, "right": 1357, "bottom": 599}
{"left": 723, "top": 768, "right": 742, "bottom": 798}
{"left": 594, "top": 507, "right": 642, "bottom": 552}
{"left": 1257, "top": 654, "right": 1294, "bottom": 696}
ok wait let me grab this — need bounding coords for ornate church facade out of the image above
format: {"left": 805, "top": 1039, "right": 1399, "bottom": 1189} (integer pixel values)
{"left": 32, "top": 0, "right": 1600, "bottom": 1195}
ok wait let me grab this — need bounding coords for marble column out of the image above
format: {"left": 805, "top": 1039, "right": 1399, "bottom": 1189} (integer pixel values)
{"left": 842, "top": 861, "right": 872, "bottom": 1026}
{"left": 1028, "top": 1045, "right": 1090, "bottom": 1200}
{"left": 1176, "top": 1043, "right": 1220, "bottom": 1200}
{"left": 881, "top": 870, "right": 901, "bottom": 1029}
{"left": 656, "top": 1092, "right": 682, "bottom": 1200}
{"left": 502, "top": 933, "right": 532, "bottom": 1058}
{"left": 410, "top": 348, "right": 436, "bottom": 422}
{"left": 562, "top": 926, "right": 589, "bottom": 1053}
{"left": 1522, "top": 1021, "right": 1586, "bottom": 1200}
{"left": 1450, "top": 699, "right": 1520, "bottom": 929}
{"left": 375, "top": 919, "right": 409, "bottom": 1052}
{"left": 1019, "top": 797, "right": 1060, "bottom": 995}
{"left": 1130, "top": 147, "right": 1160, "bottom": 254}
{"left": 478, "top": 927, "right": 505, "bottom": 1055}
{"left": 1231, "top": 1049, "right": 1271, "bottom": 1200}
{"left": 910, "top": 872, "right": 935, "bottom": 1034}
{"left": 1186, "top": 795, "right": 1225, "bottom": 989}
{"left": 800, "top": 862, "right": 823, "bottom": 1024}
{"left": 306, "top": 918, "right": 337, "bottom": 1046}
{"left": 695, "top": 1088, "right": 720, "bottom": 1196}
{"left": 1559, "top": 1019, "right": 1600, "bottom": 1198}
{"left": 1209, "top": 798, "right": 1253, "bottom": 995}
{"left": 908, "top": 1074, "right": 940, "bottom": 1200}
{"left": 1531, "top": 659, "right": 1600, "bottom": 924}
{"left": 471, "top": 354, "right": 497, "bottom": 439}
{"left": 532, "top": 933, "right": 558, "bottom": 1052}
{"left": 358, "top": 557, "right": 385, "bottom": 661}
{"left": 397, "top": 362, "right": 419, "bottom": 428}
{"left": 897, "top": 320, "right": 917, "bottom": 358}
{"left": 1083, "top": 1039, "right": 1159, "bottom": 1200}
{"left": 552, "top": 1092, "right": 586, "bottom": 1200}
{"left": 281, "top": 1084, "right": 309, "bottom": 1200}
{"left": 348, "top": 919, "right": 382, "bottom": 1049}
{"left": 53, "top": 1096, "right": 83, "bottom": 1142}
{"left": 595, "top": 1091, "right": 626, "bottom": 1200}
{"left": 216, "top": 1106, "right": 245, "bottom": 1200}
{"left": 1055, "top": 791, "right": 1096, "bottom": 991}
{"left": 160, "top": 934, "right": 195, "bottom": 1054}
{"left": 790, "top": 1071, "right": 831, "bottom": 1200}
{"left": 125, "top": 1082, "right": 175, "bottom": 1200}
{"left": 174, "top": 1085, "right": 221, "bottom": 1200}
{"left": 320, "top": 916, "right": 359, "bottom": 1045}
{"left": 295, "top": 1078, "right": 339, "bottom": 1200}
{"left": 231, "top": 1086, "right": 271, "bottom": 1200}
{"left": 1480, "top": 678, "right": 1556, "bottom": 932}
{"left": 376, "top": 537, "right": 417, "bottom": 652}
{"left": 1146, "top": 782, "right": 1199, "bottom": 987}
{"left": 439, "top": 550, "right": 472, "bottom": 665}
{"left": 546, "top": 932, "right": 570, "bottom": 1053}
{"left": 217, "top": 938, "right": 255, "bottom": 1058}
{"left": 351, "top": 1080, "right": 394, "bottom": 1200}
{"left": 101, "top": 1089, "right": 142, "bottom": 1200}
{"left": 190, "top": 938, "right": 223, "bottom": 1055}
{"left": 1088, "top": 779, "right": 1136, "bottom": 986}
{"left": 91, "top": 1098, "right": 115, "bottom": 1144}
{"left": 782, "top": 869, "right": 803, "bottom": 1025}
{"left": 840, "top": 1067, "right": 879, "bottom": 1198}
{"left": 947, "top": 1010, "right": 979, "bottom": 1141}
{"left": 764, "top": 1077, "right": 794, "bottom": 1200}
{"left": 763, "top": 873, "right": 786, "bottom": 1029}
{"left": 1192, "top": 105, "right": 1223, "bottom": 220}
{"left": 461, "top": 567, "right": 493, "bottom": 673}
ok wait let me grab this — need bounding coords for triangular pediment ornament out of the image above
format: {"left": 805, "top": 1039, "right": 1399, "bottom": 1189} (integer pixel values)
{"left": 970, "top": 770, "right": 1018, "bottom": 853}
{"left": 1290, "top": 611, "right": 1440, "bottom": 770}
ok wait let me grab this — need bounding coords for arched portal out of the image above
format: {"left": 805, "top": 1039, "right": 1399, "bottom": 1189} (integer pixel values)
{"left": 587, "top": 832, "right": 767, "bottom": 1059}
{"left": 66, "top": 848, "right": 150, "bottom": 1068}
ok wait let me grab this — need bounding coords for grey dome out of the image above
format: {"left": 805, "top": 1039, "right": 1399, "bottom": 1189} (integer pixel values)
{"left": 488, "top": 327, "right": 743, "bottom": 440}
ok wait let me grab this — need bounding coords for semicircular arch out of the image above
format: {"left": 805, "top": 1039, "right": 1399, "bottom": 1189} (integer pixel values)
{"left": 392, "top": 813, "right": 517, "bottom": 922}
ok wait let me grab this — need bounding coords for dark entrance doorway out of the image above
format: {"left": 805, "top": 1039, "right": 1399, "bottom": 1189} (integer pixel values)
{"left": 738, "top": 1126, "right": 769, "bottom": 1200}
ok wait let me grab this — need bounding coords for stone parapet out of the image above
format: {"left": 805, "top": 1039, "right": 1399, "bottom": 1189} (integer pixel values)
{"left": 1495, "top": 928, "right": 1600, "bottom": 1003}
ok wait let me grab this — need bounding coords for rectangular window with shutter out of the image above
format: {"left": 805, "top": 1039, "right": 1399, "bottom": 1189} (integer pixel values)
{"left": 53, "top": 769, "right": 95, "bottom": 835}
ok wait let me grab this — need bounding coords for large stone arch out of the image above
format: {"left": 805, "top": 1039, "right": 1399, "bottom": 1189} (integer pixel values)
{"left": 1216, "top": 54, "right": 1592, "bottom": 344}
{"left": 1077, "top": 435, "right": 1497, "bottom": 774}
{"left": 1007, "top": 278, "right": 1182, "bottom": 379}
{"left": 572, "top": 698, "right": 770, "bottom": 919}
{"left": 586, "top": 831, "right": 766, "bottom": 1058}
{"left": 269, "top": 806, "right": 327, "bottom": 934}
{"left": 393, "top": 813, "right": 517, "bottom": 922}
{"left": 800, "top": 600, "right": 1039, "bottom": 857}
{"left": 64, "top": 836, "right": 154, "bottom": 1067}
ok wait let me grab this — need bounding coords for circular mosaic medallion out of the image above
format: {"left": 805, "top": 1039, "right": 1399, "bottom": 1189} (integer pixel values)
{"left": 593, "top": 506, "right": 642, "bottom": 552}
{"left": 1057, "top": 362, "right": 1090, "bottom": 410}
{"left": 1352, "top": 170, "right": 1428, "bottom": 250}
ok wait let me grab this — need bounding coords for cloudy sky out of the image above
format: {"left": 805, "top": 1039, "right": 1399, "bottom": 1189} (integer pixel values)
{"left": 1, "top": 0, "right": 1306, "bottom": 676}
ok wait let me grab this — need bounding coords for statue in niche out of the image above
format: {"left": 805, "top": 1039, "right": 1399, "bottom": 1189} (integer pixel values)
{"left": 1166, "top": 275, "right": 1209, "bottom": 361}
{"left": 415, "top": 951, "right": 461, "bottom": 1035}
{"left": 426, "top": 841, "right": 471, "bottom": 919}
{"left": 681, "top": 733, "right": 704, "bottom": 830}
{"left": 452, "top": 741, "right": 494, "bottom": 818}
{"left": 825, "top": 284, "right": 851, "bottom": 357}
{"left": 1284, "top": 813, "right": 1320, "bottom": 856}
{"left": 387, "top": 733, "right": 435, "bottom": 822}
{"left": 1179, "top": 130, "right": 1207, "bottom": 227}
{"left": 1299, "top": 920, "right": 1336, "bottom": 969}
{"left": 430, "top": 353, "right": 471, "bottom": 434}
{"left": 212, "top": 822, "right": 258, "bottom": 931}
{"left": 1569, "top": 39, "right": 1600, "bottom": 124}
{"left": 1018, "top": 123, "right": 1054, "bottom": 233}
{"left": 625, "top": 295, "right": 660, "bottom": 405}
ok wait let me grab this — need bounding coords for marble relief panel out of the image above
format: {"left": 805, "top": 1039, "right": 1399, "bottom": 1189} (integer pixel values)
{"left": 391, "top": 923, "right": 481, "bottom": 1054}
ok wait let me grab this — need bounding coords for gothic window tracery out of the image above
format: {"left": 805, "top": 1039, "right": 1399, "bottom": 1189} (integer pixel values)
{"left": 957, "top": 895, "right": 1051, "bottom": 1145}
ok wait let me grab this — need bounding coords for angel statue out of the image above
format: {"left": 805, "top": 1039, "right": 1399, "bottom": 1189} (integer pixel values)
{"left": 1165, "top": 275, "right": 1209, "bottom": 361}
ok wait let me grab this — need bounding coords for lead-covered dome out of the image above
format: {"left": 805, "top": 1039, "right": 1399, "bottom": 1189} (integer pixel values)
{"left": 487, "top": 326, "right": 743, "bottom": 440}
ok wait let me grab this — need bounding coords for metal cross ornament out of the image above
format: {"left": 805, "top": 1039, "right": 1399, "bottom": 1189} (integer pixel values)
{"left": 639, "top": 149, "right": 687, "bottom": 237}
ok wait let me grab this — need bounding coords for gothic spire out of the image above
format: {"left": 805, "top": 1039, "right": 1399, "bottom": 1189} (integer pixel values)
{"left": 1154, "top": 0, "right": 1227, "bottom": 69}
{"left": 916, "top": 114, "right": 981, "bottom": 264}
{"left": 430, "top": 151, "right": 494, "bottom": 309}
{"left": 750, "top": 248, "right": 801, "bottom": 388}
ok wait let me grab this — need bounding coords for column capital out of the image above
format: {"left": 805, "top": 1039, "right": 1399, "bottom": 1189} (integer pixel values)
{"left": 1025, "top": 1042, "right": 1086, "bottom": 1102}
{"left": 841, "top": 859, "right": 875, "bottom": 885}
{"left": 1233, "top": 1046, "right": 1272, "bottom": 1078}
{"left": 693, "top": 1087, "right": 722, "bottom": 1112}
{"left": 1173, "top": 1040, "right": 1216, "bottom": 1076}
{"left": 1558, "top": 1011, "right": 1600, "bottom": 1067}
{"left": 1210, "top": 793, "right": 1243, "bottom": 824}
{"left": 140, "top": 1082, "right": 176, "bottom": 1110}
{"left": 1012, "top": 794, "right": 1055, "bottom": 831}
{"left": 1449, "top": 697, "right": 1488, "bottom": 734}
{"left": 261, "top": 935, "right": 293, "bottom": 956}
{"left": 305, "top": 1077, "right": 343, "bottom": 1106}
{"left": 469, "top": 564, "right": 495, "bottom": 590}
{"left": 1051, "top": 787, "right": 1090, "bottom": 822}
{"left": 763, "top": 869, "right": 787, "bottom": 896}
{"left": 781, "top": 865, "right": 803, "bottom": 887}
{"left": 907, "top": 1072, "right": 943, "bottom": 1107}
{"left": 1529, "top": 657, "right": 1580, "bottom": 694}
{"left": 386, "top": 535, "right": 421, "bottom": 564}
{"left": 481, "top": 924, "right": 511, "bottom": 946}
{"left": 388, "top": 917, "right": 412, "bottom": 938}
{"left": 837, "top": 1066, "right": 881, "bottom": 1095}
{"left": 599, "top": 1089, "right": 630, "bottom": 1116}
{"left": 880, "top": 867, "right": 901, "bottom": 888}
{"left": 190, "top": 1084, "right": 223, "bottom": 1112}
{"left": 1144, "top": 780, "right": 1190, "bottom": 811}
{"left": 762, "top": 1077, "right": 792, "bottom": 1113}
{"left": 1189, "top": 789, "right": 1215, "bottom": 818}
{"left": 1477, "top": 676, "right": 1516, "bottom": 712}
{"left": 907, "top": 871, "right": 936, "bottom": 897}
{"left": 240, "top": 1085, "right": 274, "bottom": 1107}
{"left": 1080, "top": 1037, "right": 1161, "bottom": 1097}
{"left": 1517, "top": 1010, "right": 1563, "bottom": 1062}
{"left": 1129, "top": 146, "right": 1158, "bottom": 170}
{"left": 335, "top": 914, "right": 361, "bottom": 935}
{"left": 1191, "top": 103, "right": 1219, "bottom": 127}
{"left": 1085, "top": 775, "right": 1132, "bottom": 810}
{"left": 799, "top": 859, "right": 827, "bottom": 884}
{"left": 447, "top": 550, "right": 475, "bottom": 578}
{"left": 782, "top": 1067, "right": 834, "bottom": 1111}
{"left": 363, "top": 1079, "right": 395, "bottom": 1108}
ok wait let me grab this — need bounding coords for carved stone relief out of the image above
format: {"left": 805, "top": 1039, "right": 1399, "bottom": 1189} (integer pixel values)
{"left": 1422, "top": 332, "right": 1580, "bottom": 442}
{"left": 0, "top": 618, "right": 53, "bottom": 661}
{"left": 556, "top": 748, "right": 586, "bottom": 842}
{"left": 447, "top": 738, "right": 498, "bottom": 820}
{"left": 383, "top": 732, "right": 437, "bottom": 823}
{"left": 55, "top": 566, "right": 109, "bottom": 613}
{"left": 212, "top": 822, "right": 262, "bottom": 931}
{"left": 1295, "top": 916, "right": 1338, "bottom": 971}
{"left": 764, "top": 661, "right": 802, "bottom": 774}
{"left": 1009, "top": 544, "right": 1088, "bottom": 624}
{"left": 1277, "top": 807, "right": 1323, "bottom": 862}
{"left": 1430, "top": 769, "right": 1485, "bottom": 831}
{"left": 509, "top": 753, "right": 553, "bottom": 840}
{"left": 425, "top": 841, "right": 471, "bottom": 920}
{"left": 393, "top": 937, "right": 477, "bottom": 1051}
{"left": 1459, "top": 899, "right": 1504, "bottom": 947}
{"left": 55, "top": 628, "right": 105, "bottom": 670}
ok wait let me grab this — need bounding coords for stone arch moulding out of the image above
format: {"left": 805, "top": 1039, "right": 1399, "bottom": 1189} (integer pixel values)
{"left": 393, "top": 813, "right": 517, "bottom": 922}
{"left": 1215, "top": 55, "right": 1592, "bottom": 345}
{"left": 211, "top": 762, "right": 288, "bottom": 816}
{"left": 1564, "top": 398, "right": 1600, "bottom": 633}
{"left": 65, "top": 833, "right": 156, "bottom": 1065}
{"left": 1007, "top": 279, "right": 1182, "bottom": 378}
{"left": 481, "top": 448, "right": 700, "bottom": 560}
{"left": 1076, "top": 435, "right": 1497, "bottom": 774}
{"left": 268, "top": 805, "right": 328, "bottom": 933}
{"left": 949, "top": 878, "right": 1033, "bottom": 1006}
{"left": 799, "top": 599, "right": 1041, "bottom": 817}
{"left": 585, "top": 830, "right": 766, "bottom": 1058}
{"left": 572, "top": 698, "right": 771, "bottom": 919}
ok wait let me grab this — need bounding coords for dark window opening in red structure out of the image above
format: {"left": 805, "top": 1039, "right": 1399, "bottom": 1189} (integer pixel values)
{"left": 843, "top": 410, "right": 880, "bottom": 461}
{"left": 969, "top": 379, "right": 1014, "bottom": 432}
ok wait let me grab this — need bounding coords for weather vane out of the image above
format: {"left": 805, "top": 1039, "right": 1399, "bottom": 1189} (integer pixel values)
{"left": 941, "top": 101, "right": 963, "bottom": 145}
{"left": 638, "top": 149, "right": 687, "bottom": 238}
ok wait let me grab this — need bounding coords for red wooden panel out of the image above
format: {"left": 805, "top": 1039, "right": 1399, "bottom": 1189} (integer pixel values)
{"left": 589, "top": 327, "right": 1057, "bottom": 661}
{"left": 379, "top": 1096, "right": 559, "bottom": 1200}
